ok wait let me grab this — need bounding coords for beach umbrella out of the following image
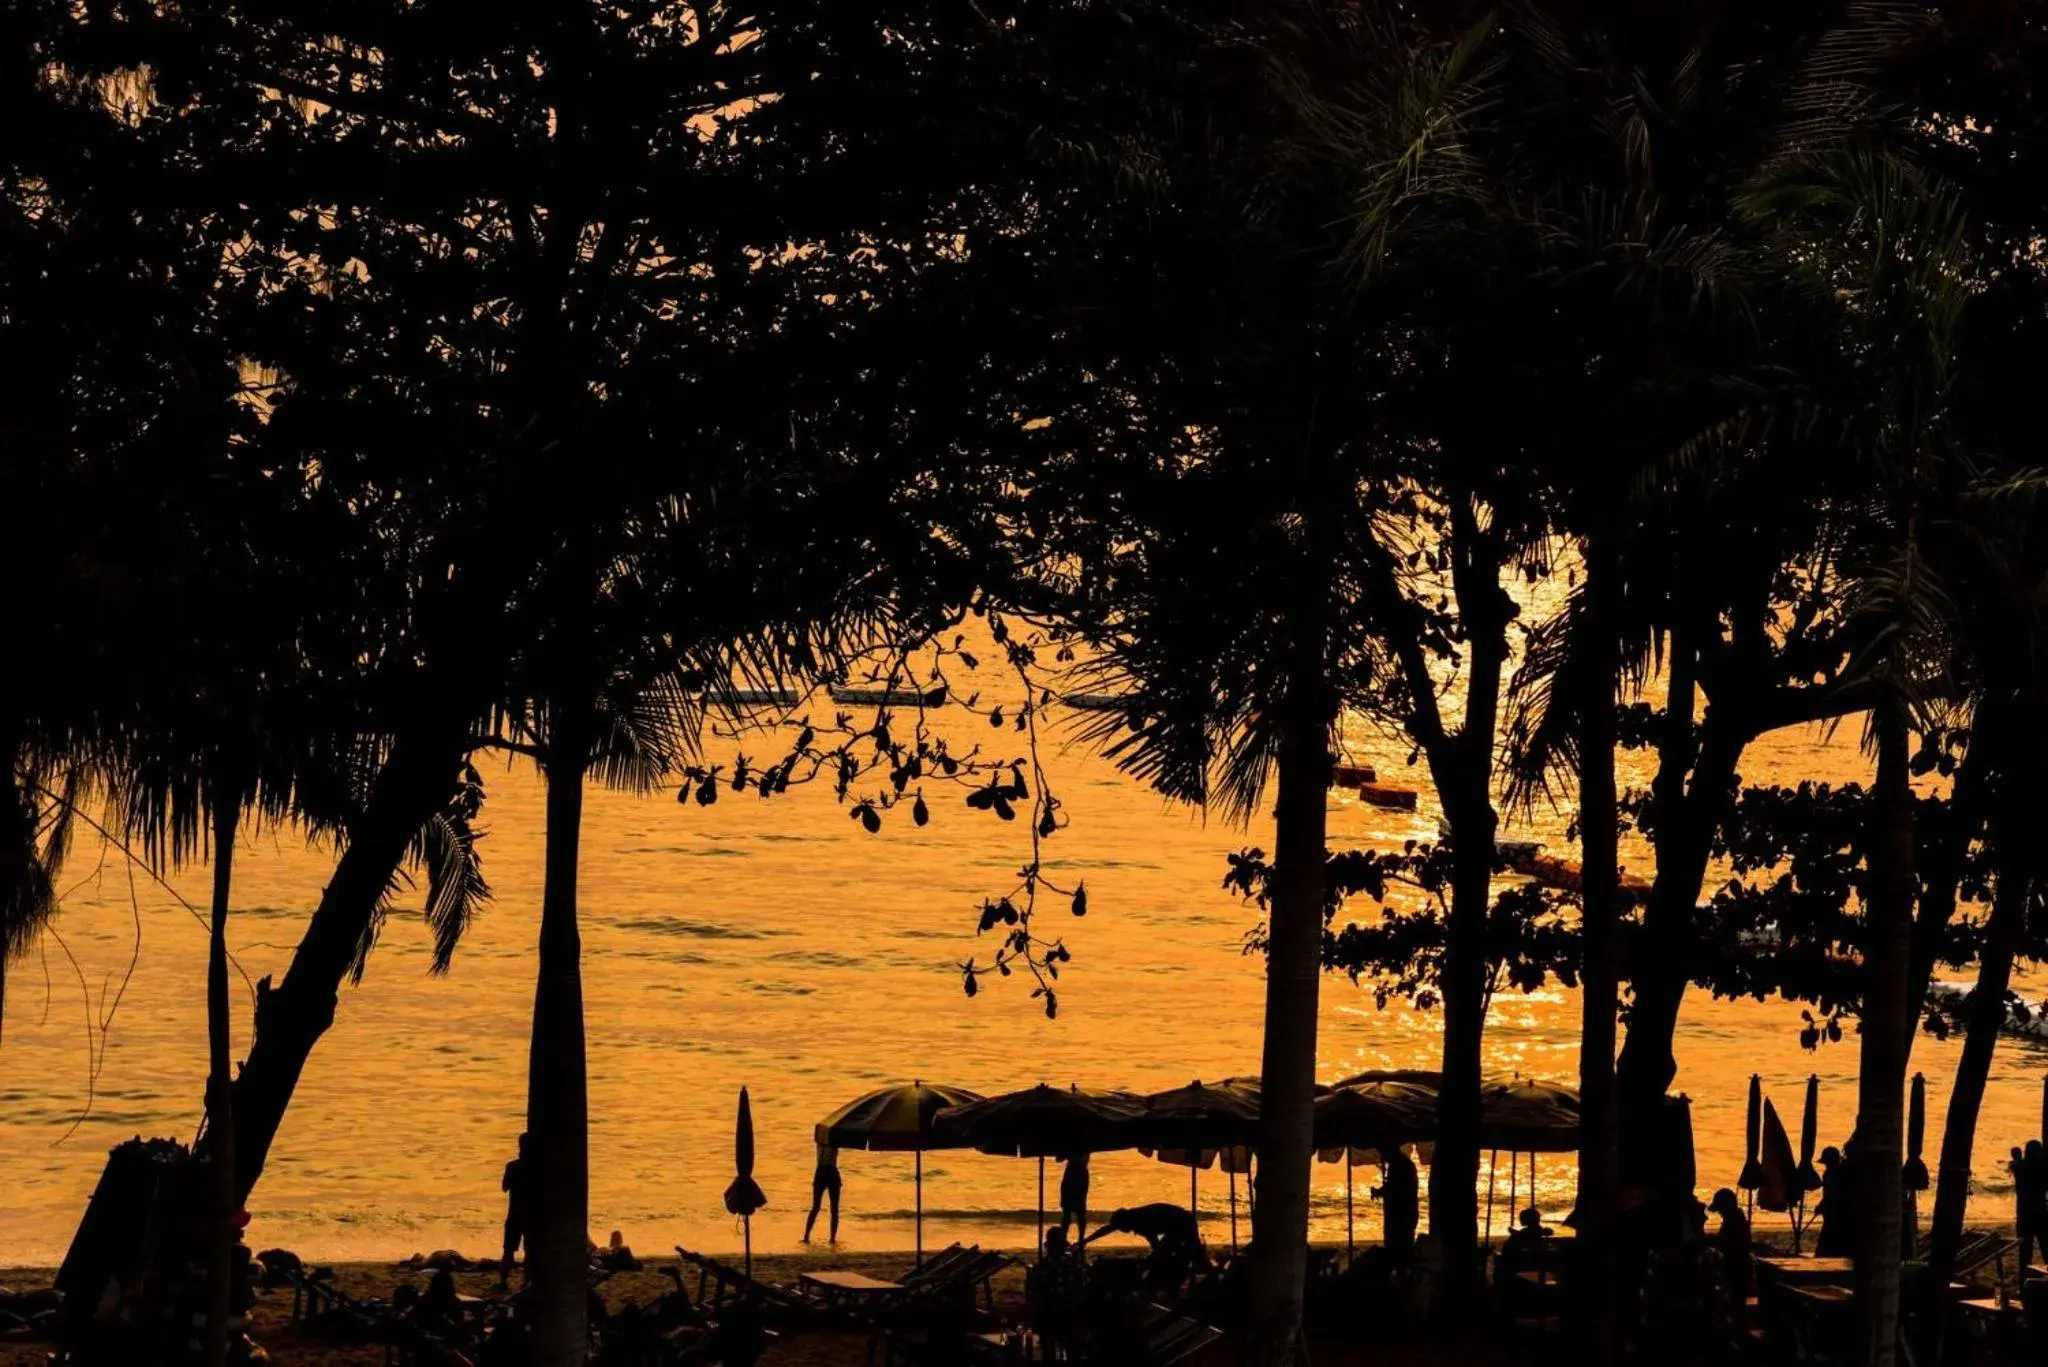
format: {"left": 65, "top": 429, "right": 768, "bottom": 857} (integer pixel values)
{"left": 1904, "top": 1073, "right": 1930, "bottom": 1191}
{"left": 1132, "top": 1080, "right": 1260, "bottom": 1221}
{"left": 817, "top": 1080, "right": 983, "bottom": 1262}
{"left": 723, "top": 1087, "right": 767, "bottom": 1275}
{"left": 1312, "top": 1080, "right": 1436, "bottom": 1257}
{"left": 933, "top": 1084, "right": 1143, "bottom": 1158}
{"left": 1739, "top": 1074, "right": 1764, "bottom": 1193}
{"left": 1478, "top": 1078, "right": 1579, "bottom": 1152}
{"left": 930, "top": 1084, "right": 1142, "bottom": 1249}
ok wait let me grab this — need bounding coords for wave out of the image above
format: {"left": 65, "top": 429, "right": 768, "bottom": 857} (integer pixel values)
{"left": 614, "top": 916, "right": 786, "bottom": 940}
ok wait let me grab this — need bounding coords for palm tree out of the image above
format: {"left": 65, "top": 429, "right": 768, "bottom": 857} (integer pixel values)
{"left": 990, "top": 7, "right": 1504, "bottom": 1351}
{"left": 1741, "top": 147, "right": 1971, "bottom": 1367}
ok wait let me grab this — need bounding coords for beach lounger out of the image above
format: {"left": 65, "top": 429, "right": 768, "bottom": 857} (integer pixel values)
{"left": 283, "top": 1266, "right": 380, "bottom": 1330}
{"left": 1951, "top": 1233, "right": 2012, "bottom": 1286}
{"left": 903, "top": 1246, "right": 1012, "bottom": 1313}
{"left": 673, "top": 1247, "right": 825, "bottom": 1323}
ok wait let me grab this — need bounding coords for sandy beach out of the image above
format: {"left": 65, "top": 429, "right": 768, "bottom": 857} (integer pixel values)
{"left": 0, "top": 1244, "right": 1533, "bottom": 1367}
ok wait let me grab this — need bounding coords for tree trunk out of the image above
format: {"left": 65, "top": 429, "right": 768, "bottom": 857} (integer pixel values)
{"left": 204, "top": 789, "right": 239, "bottom": 1367}
{"left": 526, "top": 733, "right": 591, "bottom": 1367}
{"left": 1575, "top": 550, "right": 1621, "bottom": 1365}
{"left": 226, "top": 731, "right": 465, "bottom": 1202}
{"left": 1923, "top": 854, "right": 2026, "bottom": 1359}
{"left": 1855, "top": 709, "right": 1914, "bottom": 1367}
{"left": 1433, "top": 806, "right": 1493, "bottom": 1271}
{"left": 1426, "top": 502, "right": 1510, "bottom": 1291}
{"left": 1900, "top": 742, "right": 1990, "bottom": 1068}
{"left": 1615, "top": 710, "right": 1746, "bottom": 1126}
{"left": 1923, "top": 714, "right": 2031, "bottom": 1364}
{"left": 1246, "top": 683, "right": 1334, "bottom": 1364}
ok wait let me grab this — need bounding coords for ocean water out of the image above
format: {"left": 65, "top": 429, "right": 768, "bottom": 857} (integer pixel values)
{"left": 2, "top": 670, "right": 2038, "bottom": 1265}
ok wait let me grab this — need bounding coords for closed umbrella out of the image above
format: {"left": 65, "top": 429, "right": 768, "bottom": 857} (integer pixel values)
{"left": 1797, "top": 1076, "right": 1822, "bottom": 1190}
{"left": 1794, "top": 1074, "right": 1822, "bottom": 1252}
{"left": 1904, "top": 1074, "right": 1929, "bottom": 1191}
{"left": 1740, "top": 1074, "right": 1765, "bottom": 1195}
{"left": 817, "top": 1080, "right": 983, "bottom": 1263}
{"left": 723, "top": 1088, "right": 767, "bottom": 1274}
{"left": 1757, "top": 1098, "right": 1799, "bottom": 1213}
{"left": 1903, "top": 1072, "right": 1930, "bottom": 1253}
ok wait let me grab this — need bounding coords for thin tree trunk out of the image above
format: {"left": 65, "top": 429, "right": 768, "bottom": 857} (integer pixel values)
{"left": 226, "top": 731, "right": 464, "bottom": 1202}
{"left": 1924, "top": 711, "right": 2030, "bottom": 1364}
{"left": 1899, "top": 743, "right": 1990, "bottom": 1068}
{"left": 1427, "top": 502, "right": 1509, "bottom": 1292}
{"left": 1615, "top": 711, "right": 1746, "bottom": 1125}
{"left": 1855, "top": 709, "right": 1914, "bottom": 1367}
{"left": 1923, "top": 855, "right": 2026, "bottom": 1359}
{"left": 1433, "top": 809, "right": 1493, "bottom": 1275}
{"left": 204, "top": 789, "right": 239, "bottom": 1367}
{"left": 527, "top": 732, "right": 591, "bottom": 1367}
{"left": 1575, "top": 551, "right": 1621, "bottom": 1365}
{"left": 1246, "top": 676, "right": 1334, "bottom": 1365}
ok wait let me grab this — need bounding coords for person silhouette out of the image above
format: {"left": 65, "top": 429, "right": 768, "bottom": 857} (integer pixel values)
{"left": 1374, "top": 1147, "right": 1420, "bottom": 1268}
{"left": 1058, "top": 1152, "right": 1091, "bottom": 1240}
{"left": 1814, "top": 1146, "right": 1848, "bottom": 1257}
{"left": 803, "top": 1141, "right": 842, "bottom": 1244}
{"left": 1709, "top": 1188, "right": 1752, "bottom": 1327}
{"left": 498, "top": 1132, "right": 532, "bottom": 1290}
{"left": 2021, "top": 1141, "right": 2047, "bottom": 1265}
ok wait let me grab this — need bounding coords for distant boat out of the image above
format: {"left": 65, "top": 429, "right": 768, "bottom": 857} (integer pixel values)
{"left": 1355, "top": 782, "right": 1419, "bottom": 811}
{"left": 1062, "top": 693, "right": 1129, "bottom": 711}
{"left": 1926, "top": 981, "right": 2048, "bottom": 1041}
{"left": 1503, "top": 847, "right": 1650, "bottom": 903}
{"left": 717, "top": 686, "right": 801, "bottom": 707}
{"left": 1330, "top": 763, "right": 1379, "bottom": 788}
{"left": 828, "top": 683, "right": 949, "bottom": 708}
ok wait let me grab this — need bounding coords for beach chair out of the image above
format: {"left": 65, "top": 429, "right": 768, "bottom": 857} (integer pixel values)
{"left": 282, "top": 1265, "right": 384, "bottom": 1332}
{"left": 905, "top": 1247, "right": 1013, "bottom": 1315}
{"left": 1951, "top": 1233, "right": 2013, "bottom": 1287}
{"left": 902, "top": 1245, "right": 976, "bottom": 1286}
{"left": 672, "top": 1247, "right": 824, "bottom": 1324}
{"left": 1095, "top": 1304, "right": 1222, "bottom": 1366}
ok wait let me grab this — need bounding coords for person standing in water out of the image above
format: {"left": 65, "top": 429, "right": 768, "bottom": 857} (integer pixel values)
{"left": 498, "top": 1132, "right": 532, "bottom": 1290}
{"left": 803, "top": 1142, "right": 842, "bottom": 1244}
{"left": 1057, "top": 1152, "right": 1091, "bottom": 1242}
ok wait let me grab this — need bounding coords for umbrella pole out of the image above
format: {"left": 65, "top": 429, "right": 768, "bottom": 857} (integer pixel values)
{"left": 744, "top": 1214, "right": 752, "bottom": 1278}
{"left": 916, "top": 1148, "right": 924, "bottom": 1267}
{"left": 1230, "top": 1170, "right": 1239, "bottom": 1253}
{"left": 1485, "top": 1149, "right": 1499, "bottom": 1246}
{"left": 1509, "top": 1150, "right": 1518, "bottom": 1222}
{"left": 1345, "top": 1153, "right": 1354, "bottom": 1263}
{"left": 1037, "top": 1157, "right": 1045, "bottom": 1255}
{"left": 1191, "top": 1164, "right": 1198, "bottom": 1220}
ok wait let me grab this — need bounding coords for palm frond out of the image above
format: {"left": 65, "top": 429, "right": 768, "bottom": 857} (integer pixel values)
{"left": 1500, "top": 577, "right": 1589, "bottom": 816}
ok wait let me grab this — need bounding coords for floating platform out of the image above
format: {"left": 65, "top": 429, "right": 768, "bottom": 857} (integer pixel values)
{"left": 717, "top": 686, "right": 801, "bottom": 707}
{"left": 1330, "top": 763, "right": 1379, "bottom": 788}
{"left": 1355, "top": 782, "right": 1419, "bottom": 811}
{"left": 828, "top": 684, "right": 949, "bottom": 708}
{"left": 1062, "top": 693, "right": 1129, "bottom": 711}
